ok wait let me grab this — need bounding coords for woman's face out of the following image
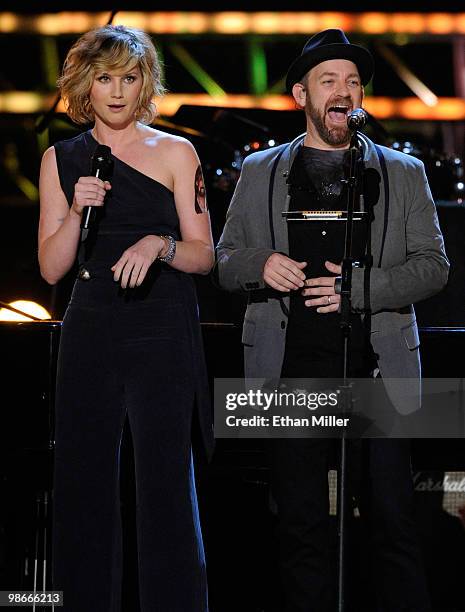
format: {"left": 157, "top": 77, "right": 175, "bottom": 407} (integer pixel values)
{"left": 89, "top": 64, "right": 143, "bottom": 128}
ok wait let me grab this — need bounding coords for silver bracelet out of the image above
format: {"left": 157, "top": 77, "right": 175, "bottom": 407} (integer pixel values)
{"left": 157, "top": 234, "right": 176, "bottom": 263}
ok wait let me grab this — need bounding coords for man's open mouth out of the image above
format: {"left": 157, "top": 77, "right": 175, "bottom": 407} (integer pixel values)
{"left": 327, "top": 105, "right": 351, "bottom": 122}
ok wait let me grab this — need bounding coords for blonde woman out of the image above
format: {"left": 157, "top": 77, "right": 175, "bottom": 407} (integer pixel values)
{"left": 38, "top": 25, "right": 213, "bottom": 611}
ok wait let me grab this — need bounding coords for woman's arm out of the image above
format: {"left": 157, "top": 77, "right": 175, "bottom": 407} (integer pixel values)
{"left": 169, "top": 138, "right": 214, "bottom": 274}
{"left": 38, "top": 146, "right": 110, "bottom": 285}
{"left": 111, "top": 136, "right": 214, "bottom": 288}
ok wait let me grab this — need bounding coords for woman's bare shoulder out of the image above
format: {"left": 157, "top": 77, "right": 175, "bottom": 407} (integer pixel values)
{"left": 39, "top": 146, "right": 60, "bottom": 183}
{"left": 140, "top": 126, "right": 196, "bottom": 158}
{"left": 41, "top": 145, "right": 57, "bottom": 166}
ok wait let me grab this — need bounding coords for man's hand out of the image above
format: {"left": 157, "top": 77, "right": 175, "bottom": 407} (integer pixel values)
{"left": 302, "top": 260, "right": 341, "bottom": 313}
{"left": 263, "top": 253, "right": 307, "bottom": 292}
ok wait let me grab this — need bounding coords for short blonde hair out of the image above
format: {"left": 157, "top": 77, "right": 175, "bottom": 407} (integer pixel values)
{"left": 58, "top": 25, "right": 165, "bottom": 125}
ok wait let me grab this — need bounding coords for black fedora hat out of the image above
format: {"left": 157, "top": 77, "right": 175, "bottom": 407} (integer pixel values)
{"left": 286, "top": 29, "right": 374, "bottom": 92}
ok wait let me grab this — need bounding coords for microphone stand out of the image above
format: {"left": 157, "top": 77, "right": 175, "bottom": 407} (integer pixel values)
{"left": 336, "top": 126, "right": 363, "bottom": 612}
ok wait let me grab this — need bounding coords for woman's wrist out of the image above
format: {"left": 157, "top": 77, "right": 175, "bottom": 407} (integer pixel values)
{"left": 157, "top": 235, "right": 169, "bottom": 258}
{"left": 69, "top": 204, "right": 83, "bottom": 221}
{"left": 157, "top": 235, "right": 176, "bottom": 263}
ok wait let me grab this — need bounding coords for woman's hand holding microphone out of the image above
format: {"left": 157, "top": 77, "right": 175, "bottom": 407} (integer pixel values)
{"left": 70, "top": 176, "right": 112, "bottom": 219}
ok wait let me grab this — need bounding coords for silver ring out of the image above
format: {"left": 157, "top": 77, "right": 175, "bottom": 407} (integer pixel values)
{"left": 327, "top": 295, "right": 331, "bottom": 304}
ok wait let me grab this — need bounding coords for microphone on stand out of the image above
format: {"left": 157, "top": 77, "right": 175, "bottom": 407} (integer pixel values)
{"left": 81, "top": 144, "right": 113, "bottom": 232}
{"left": 347, "top": 108, "right": 367, "bottom": 131}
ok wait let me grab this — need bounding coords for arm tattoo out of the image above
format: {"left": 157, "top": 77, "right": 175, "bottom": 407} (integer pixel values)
{"left": 194, "top": 164, "right": 208, "bottom": 214}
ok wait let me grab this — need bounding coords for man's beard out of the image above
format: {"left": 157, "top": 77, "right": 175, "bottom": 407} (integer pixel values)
{"left": 307, "top": 98, "right": 351, "bottom": 147}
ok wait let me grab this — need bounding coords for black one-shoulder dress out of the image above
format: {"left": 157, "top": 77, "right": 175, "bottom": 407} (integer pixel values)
{"left": 52, "top": 130, "right": 212, "bottom": 611}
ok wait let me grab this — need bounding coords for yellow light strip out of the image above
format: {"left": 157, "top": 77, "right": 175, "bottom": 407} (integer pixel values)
{"left": 1, "top": 92, "right": 465, "bottom": 120}
{"left": 0, "top": 92, "right": 48, "bottom": 113}
{"left": 1, "top": 12, "right": 465, "bottom": 35}
{"left": 377, "top": 44, "right": 438, "bottom": 107}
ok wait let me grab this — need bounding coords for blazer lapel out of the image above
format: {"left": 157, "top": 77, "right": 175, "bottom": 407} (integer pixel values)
{"left": 360, "top": 134, "right": 387, "bottom": 267}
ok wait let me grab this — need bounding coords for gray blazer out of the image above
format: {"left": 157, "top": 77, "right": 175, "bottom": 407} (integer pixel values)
{"left": 216, "top": 133, "right": 449, "bottom": 413}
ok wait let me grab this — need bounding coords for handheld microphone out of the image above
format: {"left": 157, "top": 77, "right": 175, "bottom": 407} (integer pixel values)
{"left": 81, "top": 144, "right": 113, "bottom": 231}
{"left": 347, "top": 108, "right": 367, "bottom": 131}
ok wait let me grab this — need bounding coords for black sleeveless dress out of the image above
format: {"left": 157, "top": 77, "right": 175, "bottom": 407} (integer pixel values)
{"left": 52, "top": 130, "right": 211, "bottom": 611}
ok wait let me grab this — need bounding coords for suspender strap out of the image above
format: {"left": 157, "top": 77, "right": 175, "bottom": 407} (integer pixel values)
{"left": 268, "top": 147, "right": 285, "bottom": 250}
{"left": 268, "top": 146, "right": 289, "bottom": 317}
{"left": 374, "top": 144, "right": 389, "bottom": 268}
{"left": 364, "top": 221, "right": 372, "bottom": 315}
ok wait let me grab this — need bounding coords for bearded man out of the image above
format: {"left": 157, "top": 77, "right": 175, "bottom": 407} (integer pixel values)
{"left": 216, "top": 29, "right": 448, "bottom": 611}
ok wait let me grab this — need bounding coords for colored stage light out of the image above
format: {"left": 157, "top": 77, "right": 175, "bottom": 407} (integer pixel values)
{"left": 0, "top": 301, "right": 51, "bottom": 322}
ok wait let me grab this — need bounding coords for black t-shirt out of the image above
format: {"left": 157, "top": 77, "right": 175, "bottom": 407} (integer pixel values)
{"left": 301, "top": 145, "right": 347, "bottom": 205}
{"left": 281, "top": 145, "right": 374, "bottom": 378}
